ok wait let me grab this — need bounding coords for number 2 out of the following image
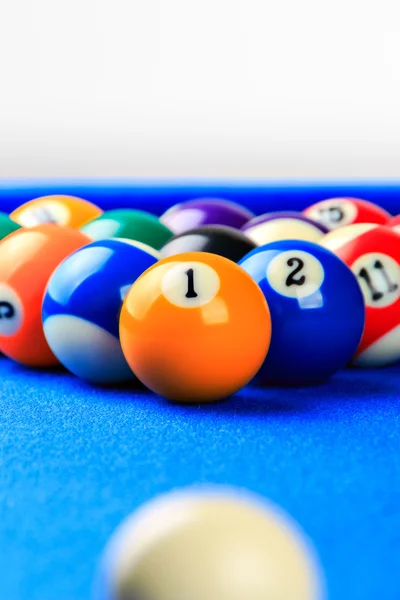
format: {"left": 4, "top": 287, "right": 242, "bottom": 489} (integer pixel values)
{"left": 286, "top": 257, "right": 306, "bottom": 287}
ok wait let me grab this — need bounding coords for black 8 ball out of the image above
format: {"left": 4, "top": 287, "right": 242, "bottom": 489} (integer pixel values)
{"left": 159, "top": 225, "right": 257, "bottom": 263}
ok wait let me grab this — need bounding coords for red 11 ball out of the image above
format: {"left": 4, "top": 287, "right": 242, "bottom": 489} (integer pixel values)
{"left": 320, "top": 223, "right": 400, "bottom": 367}
{"left": 304, "top": 197, "right": 391, "bottom": 231}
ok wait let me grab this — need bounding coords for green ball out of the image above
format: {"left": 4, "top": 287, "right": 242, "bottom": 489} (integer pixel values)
{"left": 81, "top": 209, "right": 173, "bottom": 250}
{"left": 0, "top": 212, "right": 21, "bottom": 239}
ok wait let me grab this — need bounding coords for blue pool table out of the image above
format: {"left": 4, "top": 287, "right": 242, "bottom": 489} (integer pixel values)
{"left": 0, "top": 180, "right": 399, "bottom": 600}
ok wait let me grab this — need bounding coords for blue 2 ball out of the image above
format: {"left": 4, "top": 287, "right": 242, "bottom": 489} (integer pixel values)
{"left": 239, "top": 240, "right": 366, "bottom": 386}
{"left": 42, "top": 239, "right": 159, "bottom": 384}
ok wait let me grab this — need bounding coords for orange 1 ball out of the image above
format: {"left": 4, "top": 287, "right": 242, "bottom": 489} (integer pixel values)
{"left": 10, "top": 195, "right": 102, "bottom": 229}
{"left": 0, "top": 224, "right": 91, "bottom": 366}
{"left": 119, "top": 252, "right": 272, "bottom": 403}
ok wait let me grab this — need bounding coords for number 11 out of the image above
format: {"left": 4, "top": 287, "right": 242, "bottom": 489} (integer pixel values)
{"left": 358, "top": 260, "right": 398, "bottom": 302}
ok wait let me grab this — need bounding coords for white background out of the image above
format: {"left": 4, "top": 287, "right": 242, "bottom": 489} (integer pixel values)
{"left": 1, "top": 0, "right": 400, "bottom": 179}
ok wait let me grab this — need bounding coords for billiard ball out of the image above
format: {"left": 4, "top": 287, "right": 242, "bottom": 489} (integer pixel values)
{"left": 119, "top": 252, "right": 271, "bottom": 403}
{"left": 10, "top": 195, "right": 103, "bottom": 228}
{"left": 93, "top": 487, "right": 325, "bottom": 600}
{"left": 160, "top": 197, "right": 254, "bottom": 234}
{"left": 389, "top": 215, "right": 400, "bottom": 234}
{"left": 320, "top": 224, "right": 400, "bottom": 367}
{"left": 42, "top": 239, "right": 159, "bottom": 384}
{"left": 0, "top": 224, "right": 91, "bottom": 366}
{"left": 303, "top": 197, "right": 390, "bottom": 231}
{"left": 160, "top": 225, "right": 257, "bottom": 263}
{"left": 241, "top": 211, "right": 328, "bottom": 246}
{"left": 239, "top": 240, "right": 365, "bottom": 386}
{"left": 82, "top": 209, "right": 173, "bottom": 251}
{"left": 0, "top": 212, "right": 21, "bottom": 239}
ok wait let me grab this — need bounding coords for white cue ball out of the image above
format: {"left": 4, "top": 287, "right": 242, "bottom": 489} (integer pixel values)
{"left": 94, "top": 487, "right": 325, "bottom": 600}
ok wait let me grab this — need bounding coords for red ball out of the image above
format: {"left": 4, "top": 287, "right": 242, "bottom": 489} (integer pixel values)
{"left": 304, "top": 198, "right": 391, "bottom": 231}
{"left": 321, "top": 223, "right": 400, "bottom": 367}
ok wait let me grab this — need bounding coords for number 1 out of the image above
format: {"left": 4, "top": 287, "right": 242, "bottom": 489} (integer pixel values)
{"left": 185, "top": 269, "right": 198, "bottom": 298}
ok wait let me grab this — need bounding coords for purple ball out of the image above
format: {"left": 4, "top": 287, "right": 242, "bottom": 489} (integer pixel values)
{"left": 242, "top": 211, "right": 329, "bottom": 246}
{"left": 160, "top": 198, "right": 254, "bottom": 235}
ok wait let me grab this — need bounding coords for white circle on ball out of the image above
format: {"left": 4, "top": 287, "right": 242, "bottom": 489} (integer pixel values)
{"left": 161, "top": 262, "right": 220, "bottom": 308}
{"left": 306, "top": 199, "right": 357, "bottom": 230}
{"left": 266, "top": 250, "right": 325, "bottom": 299}
{"left": 17, "top": 200, "right": 70, "bottom": 227}
{"left": 0, "top": 284, "right": 24, "bottom": 336}
{"left": 17, "top": 201, "right": 71, "bottom": 227}
{"left": 351, "top": 252, "right": 400, "bottom": 308}
{"left": 246, "top": 218, "right": 324, "bottom": 246}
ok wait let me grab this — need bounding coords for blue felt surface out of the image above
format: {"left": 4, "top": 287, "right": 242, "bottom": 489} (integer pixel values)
{"left": 1, "top": 356, "right": 400, "bottom": 600}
